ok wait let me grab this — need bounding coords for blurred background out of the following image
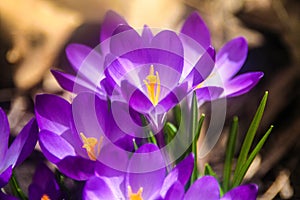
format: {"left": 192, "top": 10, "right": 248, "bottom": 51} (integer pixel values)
{"left": 0, "top": 0, "right": 299, "bottom": 199}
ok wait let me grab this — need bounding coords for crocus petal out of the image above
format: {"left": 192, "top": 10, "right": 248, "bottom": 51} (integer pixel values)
{"left": 100, "top": 10, "right": 128, "bottom": 43}
{"left": 12, "top": 118, "right": 38, "bottom": 167}
{"left": 57, "top": 156, "right": 96, "bottom": 180}
{"left": 110, "top": 100, "right": 145, "bottom": 138}
{"left": 0, "top": 190, "right": 18, "bottom": 200}
{"left": 0, "top": 108, "right": 9, "bottom": 161}
{"left": 28, "top": 163, "right": 61, "bottom": 200}
{"left": 180, "top": 11, "right": 211, "bottom": 50}
{"left": 224, "top": 72, "right": 264, "bottom": 97}
{"left": 216, "top": 37, "right": 248, "bottom": 81}
{"left": 35, "top": 94, "right": 71, "bottom": 135}
{"left": 121, "top": 80, "right": 154, "bottom": 113}
{"left": 110, "top": 25, "right": 142, "bottom": 56}
{"left": 66, "top": 44, "right": 101, "bottom": 72}
{"left": 3, "top": 119, "right": 38, "bottom": 169}
{"left": 195, "top": 86, "right": 224, "bottom": 101}
{"left": 73, "top": 92, "right": 134, "bottom": 151}
{"left": 150, "top": 30, "right": 183, "bottom": 74}
{"left": 0, "top": 165, "right": 12, "bottom": 188}
{"left": 28, "top": 185, "right": 45, "bottom": 200}
{"left": 221, "top": 184, "right": 258, "bottom": 200}
{"left": 171, "top": 153, "right": 194, "bottom": 185}
{"left": 141, "top": 25, "right": 153, "bottom": 45}
{"left": 51, "top": 70, "right": 103, "bottom": 94}
{"left": 39, "top": 130, "right": 76, "bottom": 164}
{"left": 160, "top": 154, "right": 194, "bottom": 197}
{"left": 129, "top": 89, "right": 154, "bottom": 114}
{"left": 66, "top": 44, "right": 105, "bottom": 86}
{"left": 100, "top": 76, "right": 118, "bottom": 96}
{"left": 158, "top": 91, "right": 179, "bottom": 114}
{"left": 95, "top": 143, "right": 129, "bottom": 177}
{"left": 83, "top": 176, "right": 124, "bottom": 200}
{"left": 164, "top": 181, "right": 185, "bottom": 200}
{"left": 189, "top": 46, "right": 215, "bottom": 87}
{"left": 126, "top": 144, "right": 166, "bottom": 199}
{"left": 104, "top": 55, "right": 137, "bottom": 86}
{"left": 51, "top": 70, "right": 75, "bottom": 92}
{"left": 72, "top": 92, "right": 107, "bottom": 140}
{"left": 184, "top": 176, "right": 220, "bottom": 200}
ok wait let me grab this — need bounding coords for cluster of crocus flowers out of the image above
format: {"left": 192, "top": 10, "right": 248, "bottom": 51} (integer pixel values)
{"left": 0, "top": 9, "right": 263, "bottom": 200}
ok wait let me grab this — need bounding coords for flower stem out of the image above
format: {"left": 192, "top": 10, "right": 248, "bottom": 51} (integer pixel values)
{"left": 9, "top": 172, "right": 28, "bottom": 200}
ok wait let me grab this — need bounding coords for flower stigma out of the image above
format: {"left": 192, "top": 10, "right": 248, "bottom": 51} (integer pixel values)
{"left": 41, "top": 194, "right": 50, "bottom": 200}
{"left": 80, "top": 132, "right": 103, "bottom": 161}
{"left": 128, "top": 186, "right": 143, "bottom": 200}
{"left": 143, "top": 65, "right": 161, "bottom": 106}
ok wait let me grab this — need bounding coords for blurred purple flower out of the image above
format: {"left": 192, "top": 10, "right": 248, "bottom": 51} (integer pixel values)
{"left": 184, "top": 176, "right": 258, "bottom": 200}
{"left": 83, "top": 144, "right": 194, "bottom": 200}
{"left": 35, "top": 92, "right": 134, "bottom": 180}
{"left": 195, "top": 37, "right": 264, "bottom": 102}
{"left": 28, "top": 163, "right": 61, "bottom": 200}
{"left": 0, "top": 108, "right": 38, "bottom": 188}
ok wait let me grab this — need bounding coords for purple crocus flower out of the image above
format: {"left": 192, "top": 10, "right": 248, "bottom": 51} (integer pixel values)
{"left": 28, "top": 163, "right": 61, "bottom": 200}
{"left": 103, "top": 14, "right": 214, "bottom": 131}
{"left": 195, "top": 37, "right": 264, "bottom": 102}
{"left": 184, "top": 176, "right": 257, "bottom": 200}
{"left": 35, "top": 92, "right": 133, "bottom": 180}
{"left": 177, "top": 12, "right": 263, "bottom": 102}
{"left": 0, "top": 108, "right": 38, "bottom": 188}
{"left": 83, "top": 144, "right": 194, "bottom": 200}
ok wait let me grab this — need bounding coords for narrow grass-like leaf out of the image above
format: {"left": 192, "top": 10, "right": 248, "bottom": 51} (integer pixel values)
{"left": 232, "top": 125, "right": 273, "bottom": 187}
{"left": 148, "top": 130, "right": 157, "bottom": 145}
{"left": 222, "top": 116, "right": 239, "bottom": 192}
{"left": 173, "top": 104, "right": 181, "bottom": 127}
{"left": 164, "top": 122, "right": 178, "bottom": 144}
{"left": 204, "top": 163, "right": 217, "bottom": 177}
{"left": 204, "top": 163, "right": 224, "bottom": 196}
{"left": 196, "top": 114, "right": 205, "bottom": 140}
{"left": 190, "top": 92, "right": 199, "bottom": 184}
{"left": 9, "top": 172, "right": 28, "bottom": 200}
{"left": 233, "top": 91, "right": 268, "bottom": 183}
{"left": 133, "top": 139, "right": 138, "bottom": 151}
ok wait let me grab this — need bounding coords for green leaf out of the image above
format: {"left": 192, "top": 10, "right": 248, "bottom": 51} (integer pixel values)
{"left": 204, "top": 163, "right": 217, "bottom": 177}
{"left": 190, "top": 92, "right": 199, "bottom": 184}
{"left": 222, "top": 116, "right": 239, "bottom": 192}
{"left": 9, "top": 172, "right": 28, "bottom": 200}
{"left": 148, "top": 130, "right": 157, "bottom": 145}
{"left": 204, "top": 163, "right": 224, "bottom": 196}
{"left": 164, "top": 122, "right": 178, "bottom": 144}
{"left": 232, "top": 125, "right": 273, "bottom": 187}
{"left": 139, "top": 114, "right": 158, "bottom": 145}
{"left": 133, "top": 138, "right": 138, "bottom": 151}
{"left": 173, "top": 104, "right": 182, "bottom": 127}
{"left": 233, "top": 91, "right": 268, "bottom": 184}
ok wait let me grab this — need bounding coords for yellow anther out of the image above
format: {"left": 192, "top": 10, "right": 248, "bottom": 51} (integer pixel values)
{"left": 143, "top": 65, "right": 161, "bottom": 106}
{"left": 128, "top": 186, "right": 144, "bottom": 200}
{"left": 80, "top": 132, "right": 103, "bottom": 161}
{"left": 41, "top": 194, "right": 50, "bottom": 200}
